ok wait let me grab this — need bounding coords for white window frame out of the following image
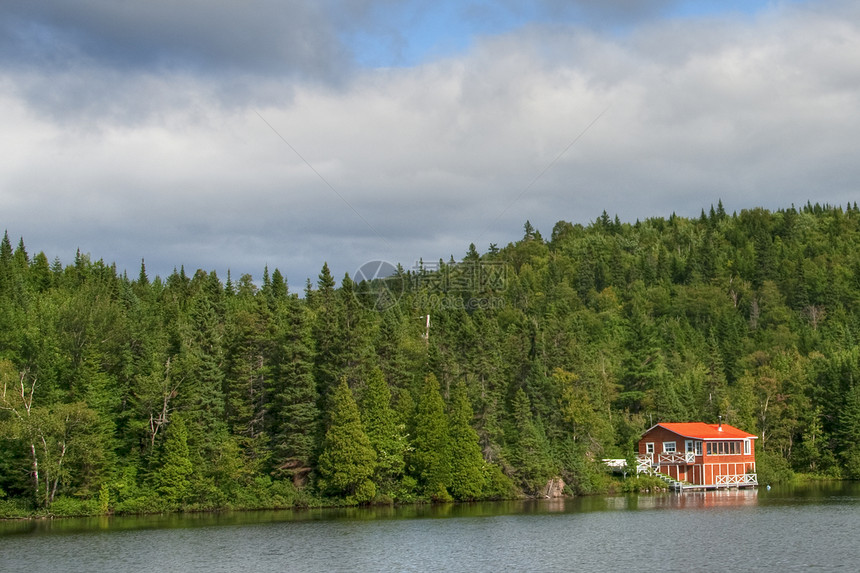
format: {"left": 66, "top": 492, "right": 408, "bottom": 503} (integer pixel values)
{"left": 646, "top": 442, "right": 655, "bottom": 454}
{"left": 695, "top": 441, "right": 702, "bottom": 456}
{"left": 663, "top": 441, "right": 676, "bottom": 453}
{"left": 744, "top": 439, "right": 751, "bottom": 455}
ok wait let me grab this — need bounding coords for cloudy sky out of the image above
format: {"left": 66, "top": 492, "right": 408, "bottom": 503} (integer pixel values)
{"left": 2, "top": 0, "right": 859, "bottom": 287}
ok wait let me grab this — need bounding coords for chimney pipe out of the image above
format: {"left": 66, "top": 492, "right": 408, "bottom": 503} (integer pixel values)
{"left": 718, "top": 415, "right": 723, "bottom": 431}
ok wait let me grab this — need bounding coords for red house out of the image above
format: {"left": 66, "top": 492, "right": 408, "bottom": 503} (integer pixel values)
{"left": 637, "top": 422, "right": 758, "bottom": 488}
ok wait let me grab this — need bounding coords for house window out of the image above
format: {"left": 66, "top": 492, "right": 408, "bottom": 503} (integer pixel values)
{"left": 646, "top": 442, "right": 654, "bottom": 454}
{"left": 706, "top": 441, "right": 745, "bottom": 455}
{"left": 663, "top": 441, "right": 676, "bottom": 453}
{"left": 695, "top": 441, "right": 702, "bottom": 455}
{"left": 686, "top": 440, "right": 695, "bottom": 453}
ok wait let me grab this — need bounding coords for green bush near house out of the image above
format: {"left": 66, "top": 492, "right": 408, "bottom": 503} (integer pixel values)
{"left": 618, "top": 475, "right": 668, "bottom": 493}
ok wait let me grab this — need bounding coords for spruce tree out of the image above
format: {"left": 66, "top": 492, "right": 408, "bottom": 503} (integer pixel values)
{"left": 311, "top": 262, "right": 345, "bottom": 401}
{"left": 154, "top": 415, "right": 193, "bottom": 508}
{"left": 173, "top": 280, "right": 228, "bottom": 490}
{"left": 223, "top": 293, "right": 271, "bottom": 466}
{"left": 317, "top": 378, "right": 377, "bottom": 504}
{"left": 410, "top": 373, "right": 452, "bottom": 501}
{"left": 838, "top": 382, "right": 860, "bottom": 478}
{"left": 360, "top": 368, "right": 405, "bottom": 494}
{"left": 508, "top": 388, "right": 554, "bottom": 494}
{"left": 447, "top": 381, "right": 485, "bottom": 500}
{"left": 268, "top": 296, "right": 319, "bottom": 484}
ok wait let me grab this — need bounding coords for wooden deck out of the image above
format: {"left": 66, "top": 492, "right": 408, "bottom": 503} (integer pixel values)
{"left": 603, "top": 459, "right": 758, "bottom": 491}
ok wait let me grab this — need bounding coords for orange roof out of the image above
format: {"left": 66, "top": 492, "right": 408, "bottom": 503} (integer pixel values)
{"left": 646, "top": 422, "right": 757, "bottom": 440}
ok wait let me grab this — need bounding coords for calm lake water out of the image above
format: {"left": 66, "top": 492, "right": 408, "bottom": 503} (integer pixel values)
{"left": 2, "top": 482, "right": 859, "bottom": 572}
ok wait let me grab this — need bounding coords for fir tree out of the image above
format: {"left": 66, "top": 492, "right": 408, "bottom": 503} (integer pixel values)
{"left": 838, "top": 382, "right": 860, "bottom": 479}
{"left": 447, "top": 381, "right": 485, "bottom": 500}
{"left": 508, "top": 388, "right": 554, "bottom": 494}
{"left": 268, "top": 296, "right": 319, "bottom": 484}
{"left": 223, "top": 294, "right": 271, "bottom": 467}
{"left": 360, "top": 368, "right": 405, "bottom": 493}
{"left": 410, "top": 374, "right": 452, "bottom": 501}
{"left": 312, "top": 262, "right": 345, "bottom": 401}
{"left": 153, "top": 415, "right": 193, "bottom": 508}
{"left": 173, "top": 282, "right": 228, "bottom": 485}
{"left": 317, "top": 378, "right": 377, "bottom": 504}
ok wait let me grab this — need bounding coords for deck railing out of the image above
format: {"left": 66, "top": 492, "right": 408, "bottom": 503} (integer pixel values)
{"left": 636, "top": 454, "right": 655, "bottom": 474}
{"left": 657, "top": 452, "right": 696, "bottom": 465}
{"left": 715, "top": 473, "right": 758, "bottom": 486}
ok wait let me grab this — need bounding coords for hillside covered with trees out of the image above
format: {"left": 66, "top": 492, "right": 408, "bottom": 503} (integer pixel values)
{"left": 2, "top": 202, "right": 860, "bottom": 516}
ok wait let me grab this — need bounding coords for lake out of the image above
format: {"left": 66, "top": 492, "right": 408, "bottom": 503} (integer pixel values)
{"left": 2, "top": 482, "right": 859, "bottom": 572}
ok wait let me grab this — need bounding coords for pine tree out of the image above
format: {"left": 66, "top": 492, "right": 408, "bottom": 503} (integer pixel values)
{"left": 447, "top": 381, "right": 485, "bottom": 500}
{"left": 138, "top": 259, "right": 149, "bottom": 286}
{"left": 838, "top": 382, "right": 860, "bottom": 478}
{"left": 154, "top": 415, "right": 193, "bottom": 508}
{"left": 508, "top": 388, "right": 554, "bottom": 494}
{"left": 223, "top": 293, "right": 271, "bottom": 467}
{"left": 317, "top": 378, "right": 377, "bottom": 504}
{"left": 410, "top": 373, "right": 452, "bottom": 501}
{"left": 311, "top": 262, "right": 344, "bottom": 401}
{"left": 360, "top": 368, "right": 405, "bottom": 493}
{"left": 338, "top": 273, "right": 375, "bottom": 386}
{"left": 270, "top": 268, "right": 288, "bottom": 301}
{"left": 173, "top": 280, "right": 228, "bottom": 486}
{"left": 268, "top": 296, "right": 319, "bottom": 484}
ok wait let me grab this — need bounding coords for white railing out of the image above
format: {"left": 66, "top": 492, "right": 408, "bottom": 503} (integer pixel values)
{"left": 658, "top": 452, "right": 696, "bottom": 465}
{"left": 636, "top": 454, "right": 655, "bottom": 474}
{"left": 715, "top": 474, "right": 758, "bottom": 486}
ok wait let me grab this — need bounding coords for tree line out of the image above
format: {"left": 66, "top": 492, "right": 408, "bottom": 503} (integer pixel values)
{"left": 2, "top": 201, "right": 860, "bottom": 515}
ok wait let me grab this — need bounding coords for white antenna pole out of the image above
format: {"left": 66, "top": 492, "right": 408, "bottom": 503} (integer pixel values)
{"left": 419, "top": 314, "right": 430, "bottom": 345}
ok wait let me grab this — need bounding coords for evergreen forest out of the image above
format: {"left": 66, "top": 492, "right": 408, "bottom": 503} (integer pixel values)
{"left": 3, "top": 202, "right": 860, "bottom": 516}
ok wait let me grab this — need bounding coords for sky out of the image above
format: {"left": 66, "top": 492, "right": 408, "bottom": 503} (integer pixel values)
{"left": 2, "top": 0, "right": 859, "bottom": 288}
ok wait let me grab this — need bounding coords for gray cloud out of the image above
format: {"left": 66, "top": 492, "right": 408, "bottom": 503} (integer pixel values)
{"left": 0, "top": 1, "right": 348, "bottom": 77}
{"left": 2, "top": 1, "right": 859, "bottom": 287}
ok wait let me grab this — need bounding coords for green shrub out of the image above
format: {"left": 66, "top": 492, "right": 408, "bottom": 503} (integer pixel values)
{"left": 114, "top": 494, "right": 171, "bottom": 515}
{"left": 756, "top": 449, "right": 795, "bottom": 485}
{"left": 481, "top": 464, "right": 519, "bottom": 500}
{"left": 372, "top": 492, "right": 394, "bottom": 505}
{"left": 619, "top": 475, "right": 667, "bottom": 493}
{"left": 0, "top": 498, "right": 34, "bottom": 518}
{"left": 49, "top": 496, "right": 100, "bottom": 517}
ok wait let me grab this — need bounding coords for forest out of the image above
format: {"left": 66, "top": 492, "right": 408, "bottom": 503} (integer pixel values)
{"left": 2, "top": 201, "right": 860, "bottom": 516}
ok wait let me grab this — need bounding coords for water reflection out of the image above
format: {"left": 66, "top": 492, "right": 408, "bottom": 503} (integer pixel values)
{"left": 4, "top": 483, "right": 860, "bottom": 573}
{"left": 621, "top": 488, "right": 759, "bottom": 511}
{"left": 2, "top": 481, "right": 857, "bottom": 539}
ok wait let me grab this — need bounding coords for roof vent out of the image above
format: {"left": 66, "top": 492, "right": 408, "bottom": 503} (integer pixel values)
{"left": 718, "top": 415, "right": 723, "bottom": 432}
